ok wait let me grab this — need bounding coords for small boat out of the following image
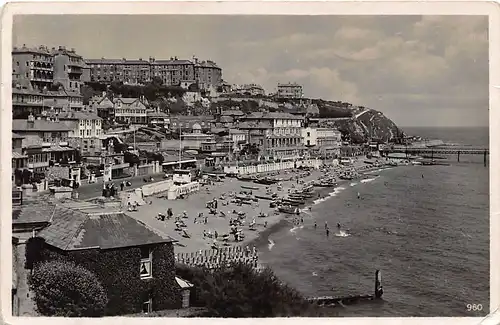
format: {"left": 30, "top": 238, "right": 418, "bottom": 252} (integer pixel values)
{"left": 278, "top": 206, "right": 300, "bottom": 215}
{"left": 241, "top": 185, "right": 260, "bottom": 190}
{"left": 283, "top": 198, "right": 306, "bottom": 205}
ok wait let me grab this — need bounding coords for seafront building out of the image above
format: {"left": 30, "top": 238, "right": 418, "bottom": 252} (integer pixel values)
{"left": 302, "top": 127, "right": 342, "bottom": 158}
{"left": 239, "top": 112, "right": 305, "bottom": 160}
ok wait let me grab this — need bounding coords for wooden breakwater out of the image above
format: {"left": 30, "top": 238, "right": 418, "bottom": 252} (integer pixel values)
{"left": 175, "top": 246, "right": 259, "bottom": 270}
{"left": 307, "top": 270, "right": 384, "bottom": 307}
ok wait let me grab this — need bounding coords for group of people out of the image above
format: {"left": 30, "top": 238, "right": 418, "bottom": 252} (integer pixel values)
{"left": 310, "top": 219, "right": 342, "bottom": 237}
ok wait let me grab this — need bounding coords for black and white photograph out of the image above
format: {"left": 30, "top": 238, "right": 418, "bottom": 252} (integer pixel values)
{"left": 2, "top": 1, "right": 496, "bottom": 322}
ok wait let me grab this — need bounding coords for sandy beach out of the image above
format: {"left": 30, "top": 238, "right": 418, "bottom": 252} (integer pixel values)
{"left": 127, "top": 158, "right": 393, "bottom": 254}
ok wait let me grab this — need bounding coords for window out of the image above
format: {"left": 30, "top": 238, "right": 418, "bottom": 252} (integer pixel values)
{"left": 140, "top": 247, "right": 153, "bottom": 279}
{"left": 142, "top": 297, "right": 152, "bottom": 313}
{"left": 307, "top": 132, "right": 310, "bottom": 137}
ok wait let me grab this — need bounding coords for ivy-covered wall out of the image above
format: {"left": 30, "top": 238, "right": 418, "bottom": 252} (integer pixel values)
{"left": 38, "top": 242, "right": 181, "bottom": 316}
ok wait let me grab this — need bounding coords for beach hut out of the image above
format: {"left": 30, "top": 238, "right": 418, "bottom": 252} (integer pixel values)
{"left": 176, "top": 277, "right": 194, "bottom": 308}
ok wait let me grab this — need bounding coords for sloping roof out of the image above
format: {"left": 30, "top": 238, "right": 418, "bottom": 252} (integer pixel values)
{"left": 221, "top": 109, "right": 244, "bottom": 116}
{"left": 12, "top": 203, "right": 57, "bottom": 225}
{"left": 244, "top": 112, "right": 304, "bottom": 120}
{"left": 37, "top": 206, "right": 175, "bottom": 251}
{"left": 54, "top": 111, "right": 101, "bottom": 120}
{"left": 12, "top": 152, "right": 28, "bottom": 159}
{"left": 175, "top": 277, "right": 194, "bottom": 289}
{"left": 12, "top": 119, "right": 73, "bottom": 132}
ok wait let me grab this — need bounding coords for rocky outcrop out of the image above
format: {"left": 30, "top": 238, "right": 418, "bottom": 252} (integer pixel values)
{"left": 329, "top": 109, "right": 402, "bottom": 143}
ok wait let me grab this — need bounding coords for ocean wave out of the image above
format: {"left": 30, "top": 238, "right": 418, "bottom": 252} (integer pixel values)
{"left": 361, "top": 176, "right": 380, "bottom": 183}
{"left": 335, "top": 230, "right": 350, "bottom": 237}
{"left": 268, "top": 238, "right": 275, "bottom": 251}
{"left": 290, "top": 225, "right": 304, "bottom": 233}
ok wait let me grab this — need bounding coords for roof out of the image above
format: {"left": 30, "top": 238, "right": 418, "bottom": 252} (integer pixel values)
{"left": 219, "top": 116, "right": 234, "bottom": 123}
{"left": 153, "top": 59, "right": 193, "bottom": 65}
{"left": 147, "top": 111, "right": 169, "bottom": 118}
{"left": 238, "top": 121, "right": 272, "bottom": 129}
{"left": 12, "top": 45, "right": 52, "bottom": 56}
{"left": 37, "top": 206, "right": 175, "bottom": 251}
{"left": 175, "top": 277, "right": 194, "bottom": 289}
{"left": 244, "top": 112, "right": 304, "bottom": 120}
{"left": 221, "top": 109, "right": 244, "bottom": 116}
{"left": 12, "top": 152, "right": 28, "bottom": 159}
{"left": 53, "top": 111, "right": 101, "bottom": 120}
{"left": 12, "top": 203, "right": 57, "bottom": 225}
{"left": 13, "top": 119, "right": 73, "bottom": 132}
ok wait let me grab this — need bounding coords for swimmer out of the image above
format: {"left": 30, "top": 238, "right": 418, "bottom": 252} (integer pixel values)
{"left": 357, "top": 192, "right": 361, "bottom": 199}
{"left": 337, "top": 223, "right": 341, "bottom": 230}
{"left": 326, "top": 228, "right": 330, "bottom": 237}
{"left": 325, "top": 221, "right": 328, "bottom": 229}
{"left": 314, "top": 221, "right": 317, "bottom": 229}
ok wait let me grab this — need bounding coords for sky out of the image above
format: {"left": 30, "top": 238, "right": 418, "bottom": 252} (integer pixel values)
{"left": 12, "top": 15, "right": 489, "bottom": 128}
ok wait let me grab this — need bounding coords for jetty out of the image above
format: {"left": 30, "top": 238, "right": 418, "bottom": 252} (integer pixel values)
{"left": 381, "top": 146, "right": 489, "bottom": 166}
{"left": 307, "top": 270, "right": 383, "bottom": 307}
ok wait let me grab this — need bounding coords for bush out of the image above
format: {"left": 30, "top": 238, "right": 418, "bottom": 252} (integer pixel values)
{"left": 176, "top": 262, "right": 323, "bottom": 317}
{"left": 29, "top": 260, "right": 108, "bottom": 317}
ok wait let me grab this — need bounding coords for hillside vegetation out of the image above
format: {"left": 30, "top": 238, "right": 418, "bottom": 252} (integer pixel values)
{"left": 83, "top": 82, "right": 404, "bottom": 143}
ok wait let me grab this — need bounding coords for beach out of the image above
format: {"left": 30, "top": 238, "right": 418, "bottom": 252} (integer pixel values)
{"left": 127, "top": 158, "right": 388, "bottom": 254}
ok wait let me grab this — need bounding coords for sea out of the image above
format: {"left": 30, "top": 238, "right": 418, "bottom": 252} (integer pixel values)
{"left": 256, "top": 127, "right": 490, "bottom": 317}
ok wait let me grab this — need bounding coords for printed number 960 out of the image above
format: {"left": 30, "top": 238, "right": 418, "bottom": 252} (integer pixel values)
{"left": 467, "top": 304, "right": 483, "bottom": 312}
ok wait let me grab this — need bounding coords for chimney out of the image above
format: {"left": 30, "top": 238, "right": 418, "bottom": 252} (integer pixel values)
{"left": 52, "top": 47, "right": 56, "bottom": 51}
{"left": 71, "top": 48, "right": 75, "bottom": 53}
{"left": 59, "top": 46, "right": 63, "bottom": 50}
{"left": 170, "top": 57, "right": 173, "bottom": 60}
{"left": 139, "top": 58, "right": 142, "bottom": 61}
{"left": 174, "top": 56, "right": 178, "bottom": 60}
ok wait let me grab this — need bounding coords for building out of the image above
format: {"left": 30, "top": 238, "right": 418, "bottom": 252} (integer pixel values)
{"left": 193, "top": 57, "right": 223, "bottom": 91}
{"left": 12, "top": 200, "right": 181, "bottom": 316}
{"left": 169, "top": 115, "right": 214, "bottom": 133}
{"left": 13, "top": 114, "right": 72, "bottom": 146}
{"left": 236, "top": 84, "right": 265, "bottom": 96}
{"left": 52, "top": 46, "right": 87, "bottom": 93}
{"left": 12, "top": 133, "right": 28, "bottom": 172}
{"left": 85, "top": 58, "right": 152, "bottom": 85}
{"left": 46, "top": 110, "right": 103, "bottom": 156}
{"left": 277, "top": 82, "right": 303, "bottom": 99}
{"left": 240, "top": 112, "right": 305, "bottom": 159}
{"left": 12, "top": 84, "right": 84, "bottom": 119}
{"left": 85, "top": 56, "right": 222, "bottom": 89}
{"left": 12, "top": 45, "right": 87, "bottom": 94}
{"left": 146, "top": 111, "right": 170, "bottom": 127}
{"left": 113, "top": 96, "right": 149, "bottom": 124}
{"left": 302, "top": 127, "right": 342, "bottom": 157}
{"left": 12, "top": 45, "right": 54, "bottom": 91}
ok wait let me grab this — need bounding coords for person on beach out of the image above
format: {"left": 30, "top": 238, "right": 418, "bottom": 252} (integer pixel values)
{"left": 264, "top": 221, "right": 268, "bottom": 228}
{"left": 357, "top": 192, "right": 361, "bottom": 199}
{"left": 300, "top": 217, "right": 304, "bottom": 224}
{"left": 314, "top": 221, "right": 317, "bottom": 229}
{"left": 326, "top": 228, "right": 330, "bottom": 237}
{"left": 120, "top": 182, "right": 125, "bottom": 191}
{"left": 204, "top": 215, "right": 208, "bottom": 224}
{"left": 167, "top": 208, "right": 173, "bottom": 220}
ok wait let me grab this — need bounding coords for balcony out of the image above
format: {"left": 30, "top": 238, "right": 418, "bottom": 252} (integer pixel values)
{"left": 68, "top": 67, "right": 83, "bottom": 74}
{"left": 27, "top": 161, "right": 49, "bottom": 169}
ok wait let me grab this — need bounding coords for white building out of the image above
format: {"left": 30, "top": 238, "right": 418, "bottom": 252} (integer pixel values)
{"left": 114, "top": 96, "right": 148, "bottom": 124}
{"left": 302, "top": 127, "right": 342, "bottom": 157}
{"left": 277, "top": 82, "right": 303, "bottom": 99}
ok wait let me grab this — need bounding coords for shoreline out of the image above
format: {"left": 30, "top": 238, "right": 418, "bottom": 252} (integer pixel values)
{"left": 120, "top": 160, "right": 410, "bottom": 257}
{"left": 246, "top": 164, "right": 404, "bottom": 253}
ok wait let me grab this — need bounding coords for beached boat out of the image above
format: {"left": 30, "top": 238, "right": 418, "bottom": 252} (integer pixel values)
{"left": 237, "top": 175, "right": 257, "bottom": 181}
{"left": 241, "top": 185, "right": 260, "bottom": 190}
{"left": 283, "top": 198, "right": 306, "bottom": 205}
{"left": 278, "top": 206, "right": 300, "bottom": 215}
{"left": 253, "top": 177, "right": 278, "bottom": 185}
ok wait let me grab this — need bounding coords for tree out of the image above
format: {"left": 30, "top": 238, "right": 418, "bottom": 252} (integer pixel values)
{"left": 29, "top": 260, "right": 108, "bottom": 317}
{"left": 176, "top": 262, "right": 322, "bottom": 317}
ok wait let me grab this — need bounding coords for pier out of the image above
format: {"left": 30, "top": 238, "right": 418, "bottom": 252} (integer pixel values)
{"left": 381, "top": 146, "right": 489, "bottom": 166}
{"left": 307, "top": 270, "right": 383, "bottom": 307}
